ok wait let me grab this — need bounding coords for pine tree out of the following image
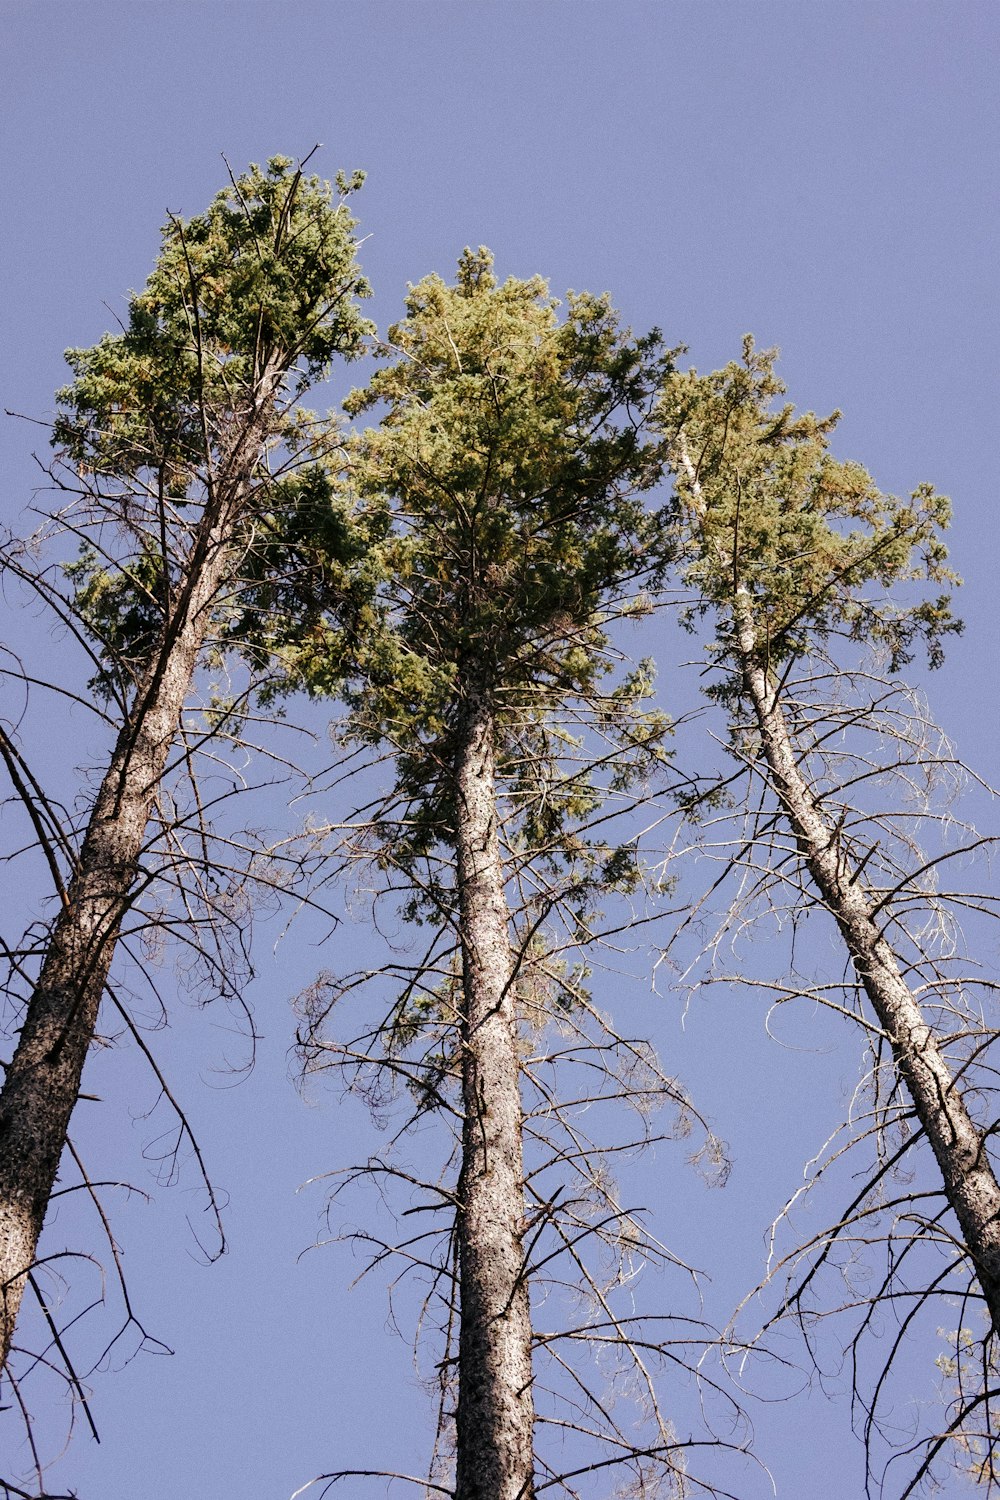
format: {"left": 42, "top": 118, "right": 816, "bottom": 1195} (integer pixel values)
{"left": 285, "top": 254, "right": 743, "bottom": 1499}
{"left": 658, "top": 340, "right": 1000, "bottom": 1492}
{"left": 0, "top": 157, "right": 371, "bottom": 1391}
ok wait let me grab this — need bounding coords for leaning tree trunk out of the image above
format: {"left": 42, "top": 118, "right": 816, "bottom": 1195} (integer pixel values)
{"left": 453, "top": 673, "right": 536, "bottom": 1500}
{"left": 0, "top": 370, "right": 280, "bottom": 1369}
{"left": 735, "top": 589, "right": 1000, "bottom": 1332}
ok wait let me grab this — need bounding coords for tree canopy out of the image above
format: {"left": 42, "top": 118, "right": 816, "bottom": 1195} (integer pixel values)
{"left": 657, "top": 336, "right": 960, "bottom": 678}
{"left": 2, "top": 182, "right": 996, "bottom": 1500}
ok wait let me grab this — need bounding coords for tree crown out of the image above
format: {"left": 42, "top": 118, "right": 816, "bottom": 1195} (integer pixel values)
{"left": 49, "top": 157, "right": 373, "bottom": 701}
{"left": 54, "top": 156, "right": 372, "bottom": 487}
{"left": 657, "top": 338, "right": 960, "bottom": 676}
{"left": 344, "top": 247, "right": 672, "bottom": 683}
{"left": 279, "top": 250, "right": 678, "bottom": 871}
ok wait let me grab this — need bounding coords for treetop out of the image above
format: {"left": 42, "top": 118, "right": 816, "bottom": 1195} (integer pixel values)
{"left": 54, "top": 155, "right": 373, "bottom": 487}
{"left": 657, "top": 337, "right": 961, "bottom": 674}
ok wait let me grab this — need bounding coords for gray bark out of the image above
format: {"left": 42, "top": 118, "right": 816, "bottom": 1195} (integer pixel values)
{"left": 734, "top": 589, "right": 1000, "bottom": 1332}
{"left": 0, "top": 367, "right": 281, "bottom": 1370}
{"left": 453, "top": 675, "right": 536, "bottom": 1500}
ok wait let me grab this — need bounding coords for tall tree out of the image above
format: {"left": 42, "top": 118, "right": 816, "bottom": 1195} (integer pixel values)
{"left": 0, "top": 156, "right": 371, "bottom": 1397}
{"left": 658, "top": 341, "right": 1000, "bottom": 1493}
{"left": 285, "top": 254, "right": 745, "bottom": 1499}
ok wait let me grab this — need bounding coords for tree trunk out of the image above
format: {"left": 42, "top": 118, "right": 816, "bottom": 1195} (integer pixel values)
{"left": 453, "top": 675, "right": 536, "bottom": 1500}
{"left": 0, "top": 372, "right": 279, "bottom": 1370}
{"left": 734, "top": 589, "right": 1000, "bottom": 1332}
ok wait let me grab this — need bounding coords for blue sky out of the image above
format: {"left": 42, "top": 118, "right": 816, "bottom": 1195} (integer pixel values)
{"left": 2, "top": 4, "right": 999, "bottom": 1497}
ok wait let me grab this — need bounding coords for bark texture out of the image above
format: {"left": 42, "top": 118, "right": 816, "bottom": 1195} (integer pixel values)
{"left": 735, "top": 591, "right": 1000, "bottom": 1332}
{"left": 0, "top": 369, "right": 280, "bottom": 1369}
{"left": 453, "top": 676, "right": 536, "bottom": 1500}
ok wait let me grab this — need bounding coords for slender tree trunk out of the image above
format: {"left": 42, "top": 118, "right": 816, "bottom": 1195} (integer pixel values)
{"left": 734, "top": 590, "right": 1000, "bottom": 1331}
{"left": 453, "top": 674, "right": 535, "bottom": 1500}
{"left": 0, "top": 374, "right": 279, "bottom": 1370}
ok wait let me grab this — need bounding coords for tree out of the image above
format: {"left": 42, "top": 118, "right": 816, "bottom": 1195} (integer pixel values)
{"left": 657, "top": 341, "right": 1000, "bottom": 1493}
{"left": 282, "top": 253, "right": 748, "bottom": 1499}
{"left": 0, "top": 154, "right": 371, "bottom": 1434}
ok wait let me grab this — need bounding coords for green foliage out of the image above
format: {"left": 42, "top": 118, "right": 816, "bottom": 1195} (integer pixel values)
{"left": 291, "top": 250, "right": 679, "bottom": 863}
{"left": 55, "top": 156, "right": 371, "bottom": 484}
{"left": 224, "top": 458, "right": 392, "bottom": 695}
{"left": 269, "top": 249, "right": 682, "bottom": 1059}
{"left": 342, "top": 247, "right": 674, "bottom": 694}
{"left": 52, "top": 156, "right": 373, "bottom": 697}
{"left": 63, "top": 544, "right": 167, "bottom": 698}
{"left": 657, "top": 337, "right": 961, "bottom": 678}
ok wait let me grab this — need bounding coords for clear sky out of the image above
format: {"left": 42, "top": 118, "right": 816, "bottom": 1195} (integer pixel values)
{"left": 1, "top": 4, "right": 998, "bottom": 1498}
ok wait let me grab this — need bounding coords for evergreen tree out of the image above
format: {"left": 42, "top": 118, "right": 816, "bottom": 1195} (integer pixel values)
{"left": 286, "top": 254, "right": 743, "bottom": 1499}
{"left": 658, "top": 341, "right": 1000, "bottom": 1493}
{"left": 0, "top": 157, "right": 371, "bottom": 1402}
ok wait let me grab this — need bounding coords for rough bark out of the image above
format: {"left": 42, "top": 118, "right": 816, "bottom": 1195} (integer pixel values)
{"left": 0, "top": 368, "right": 280, "bottom": 1369}
{"left": 734, "top": 589, "right": 1000, "bottom": 1332}
{"left": 453, "top": 674, "right": 536, "bottom": 1500}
